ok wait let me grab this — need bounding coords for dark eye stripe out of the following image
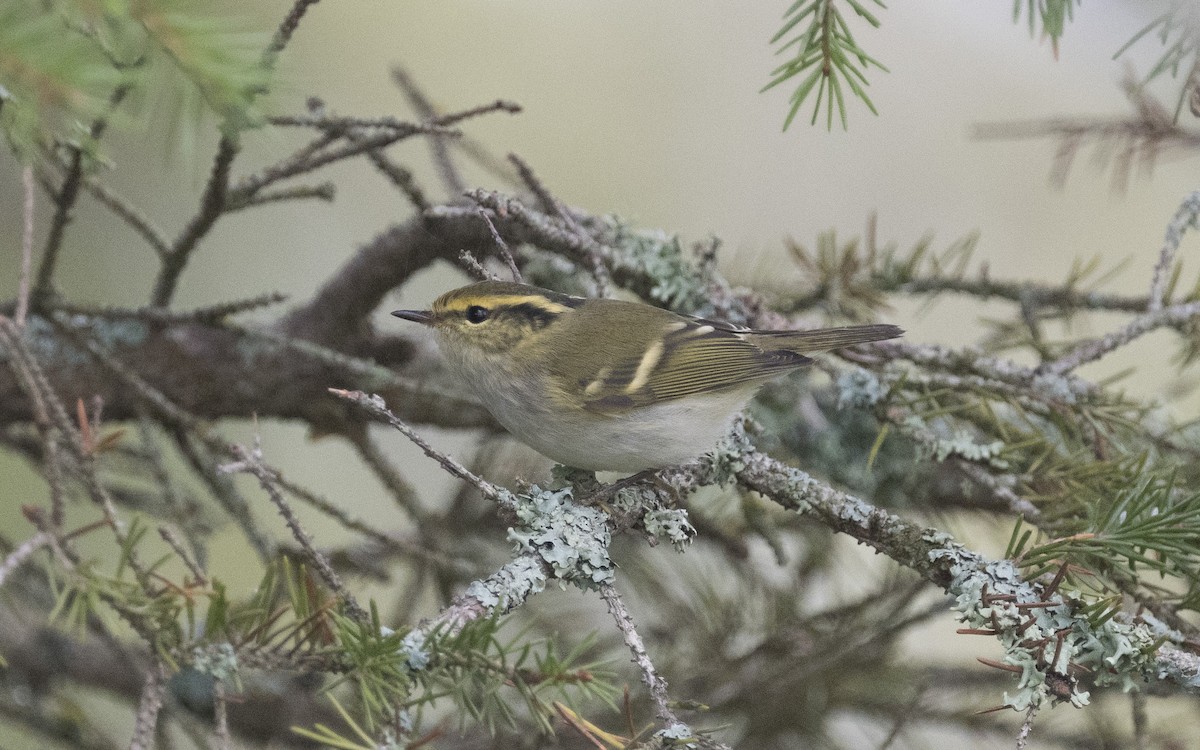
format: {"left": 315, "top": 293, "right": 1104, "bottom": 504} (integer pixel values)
{"left": 503, "top": 302, "right": 561, "bottom": 329}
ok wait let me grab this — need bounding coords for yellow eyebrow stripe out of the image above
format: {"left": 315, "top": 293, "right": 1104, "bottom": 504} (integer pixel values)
{"left": 438, "top": 294, "right": 573, "bottom": 315}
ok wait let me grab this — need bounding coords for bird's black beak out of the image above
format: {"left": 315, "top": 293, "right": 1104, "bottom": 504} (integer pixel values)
{"left": 392, "top": 309, "right": 433, "bottom": 325}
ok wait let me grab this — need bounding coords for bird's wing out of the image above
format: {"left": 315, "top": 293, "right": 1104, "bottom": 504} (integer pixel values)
{"left": 577, "top": 319, "right": 812, "bottom": 414}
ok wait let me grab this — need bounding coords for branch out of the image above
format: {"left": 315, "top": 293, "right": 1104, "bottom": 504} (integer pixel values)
{"left": 128, "top": 661, "right": 166, "bottom": 750}
{"left": 16, "top": 166, "right": 33, "bottom": 327}
{"left": 0, "top": 531, "right": 51, "bottom": 589}
{"left": 263, "top": 0, "right": 322, "bottom": 67}
{"left": 153, "top": 136, "right": 239, "bottom": 307}
{"left": 1148, "top": 190, "right": 1200, "bottom": 312}
{"left": 424, "top": 551, "right": 548, "bottom": 634}
{"left": 600, "top": 583, "right": 680, "bottom": 727}
{"left": 33, "top": 85, "right": 131, "bottom": 302}
{"left": 725, "top": 442, "right": 1199, "bottom": 705}
{"left": 330, "top": 389, "right": 512, "bottom": 509}
{"left": 220, "top": 439, "right": 368, "bottom": 624}
{"left": 1041, "top": 298, "right": 1200, "bottom": 375}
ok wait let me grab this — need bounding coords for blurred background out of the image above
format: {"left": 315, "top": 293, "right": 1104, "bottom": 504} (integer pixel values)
{"left": 2, "top": 1, "right": 1198, "bottom": 747}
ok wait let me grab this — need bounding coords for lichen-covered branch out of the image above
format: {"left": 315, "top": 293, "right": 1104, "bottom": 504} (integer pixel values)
{"left": 718, "top": 438, "right": 1199, "bottom": 707}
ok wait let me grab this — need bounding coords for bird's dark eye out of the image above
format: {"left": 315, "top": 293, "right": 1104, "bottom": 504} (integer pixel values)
{"left": 465, "top": 305, "right": 490, "bottom": 324}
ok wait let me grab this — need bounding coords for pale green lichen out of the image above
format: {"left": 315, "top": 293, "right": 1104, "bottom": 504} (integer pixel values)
{"left": 604, "top": 219, "right": 729, "bottom": 318}
{"left": 643, "top": 508, "right": 695, "bottom": 552}
{"left": 399, "top": 630, "right": 430, "bottom": 671}
{"left": 836, "top": 367, "right": 886, "bottom": 409}
{"left": 703, "top": 424, "right": 753, "bottom": 486}
{"left": 464, "top": 554, "right": 548, "bottom": 609}
{"left": 932, "top": 429, "right": 1009, "bottom": 469}
{"left": 508, "top": 487, "right": 613, "bottom": 590}
{"left": 1031, "top": 372, "right": 1079, "bottom": 405}
{"left": 15, "top": 316, "right": 89, "bottom": 366}
{"left": 190, "top": 642, "right": 239, "bottom": 682}
{"left": 654, "top": 722, "right": 698, "bottom": 748}
{"left": 929, "top": 545, "right": 1159, "bottom": 711}
{"left": 1154, "top": 642, "right": 1200, "bottom": 690}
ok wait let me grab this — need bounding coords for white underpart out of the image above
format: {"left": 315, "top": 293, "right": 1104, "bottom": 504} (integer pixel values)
{"left": 482, "top": 377, "right": 757, "bottom": 472}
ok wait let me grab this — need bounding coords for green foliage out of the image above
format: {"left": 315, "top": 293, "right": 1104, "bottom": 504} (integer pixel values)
{"left": 1115, "top": 5, "right": 1200, "bottom": 122}
{"left": 45, "top": 515, "right": 188, "bottom": 648}
{"left": 783, "top": 228, "right": 980, "bottom": 322}
{"left": 773, "top": 220, "right": 1200, "bottom": 630}
{"left": 0, "top": 2, "right": 126, "bottom": 158}
{"left": 763, "top": 0, "right": 887, "bottom": 131}
{"left": 291, "top": 695, "right": 386, "bottom": 750}
{"left": 0, "top": 0, "right": 272, "bottom": 160}
{"left": 1012, "top": 0, "right": 1080, "bottom": 47}
{"left": 328, "top": 611, "right": 617, "bottom": 741}
{"left": 1011, "top": 471, "right": 1200, "bottom": 591}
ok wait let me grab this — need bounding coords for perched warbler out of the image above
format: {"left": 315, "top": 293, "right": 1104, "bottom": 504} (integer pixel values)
{"left": 393, "top": 281, "right": 902, "bottom": 473}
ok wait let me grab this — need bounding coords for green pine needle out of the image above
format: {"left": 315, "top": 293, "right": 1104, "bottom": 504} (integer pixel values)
{"left": 764, "top": 0, "right": 888, "bottom": 132}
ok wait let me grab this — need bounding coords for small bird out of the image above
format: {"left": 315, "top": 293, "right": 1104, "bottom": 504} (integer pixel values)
{"left": 394, "top": 281, "right": 901, "bottom": 473}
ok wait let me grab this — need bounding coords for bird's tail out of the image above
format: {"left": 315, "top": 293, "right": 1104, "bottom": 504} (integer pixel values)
{"left": 752, "top": 323, "right": 903, "bottom": 353}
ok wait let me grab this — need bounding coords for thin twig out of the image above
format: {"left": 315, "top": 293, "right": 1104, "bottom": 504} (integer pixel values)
{"left": 17, "top": 166, "right": 34, "bottom": 327}
{"left": 34, "top": 85, "right": 130, "bottom": 301}
{"left": 138, "top": 415, "right": 209, "bottom": 569}
{"left": 273, "top": 474, "right": 470, "bottom": 573}
{"left": 599, "top": 583, "right": 682, "bottom": 727}
{"left": 1148, "top": 191, "right": 1200, "bottom": 312}
{"left": 220, "top": 439, "right": 368, "bottom": 624}
{"left": 1131, "top": 691, "right": 1148, "bottom": 750}
{"left": 1042, "top": 298, "right": 1200, "bottom": 375}
{"left": 460, "top": 190, "right": 616, "bottom": 292}
{"left": 263, "top": 0, "right": 322, "bottom": 66}
{"left": 283, "top": 99, "right": 432, "bottom": 210}
{"left": 458, "top": 250, "right": 498, "bottom": 281}
{"left": 157, "top": 527, "right": 206, "bottom": 585}
{"left": 957, "top": 462, "right": 1040, "bottom": 521}
{"left": 186, "top": 292, "right": 291, "bottom": 322}
{"left": 506, "top": 156, "right": 612, "bottom": 295}
{"left": 55, "top": 292, "right": 289, "bottom": 325}
{"left": 507, "top": 152, "right": 561, "bottom": 216}
{"left": 0, "top": 532, "right": 52, "bottom": 590}
{"left": 128, "top": 662, "right": 167, "bottom": 750}
{"left": 392, "top": 67, "right": 467, "bottom": 197}
{"left": 225, "top": 182, "right": 335, "bottom": 212}
{"left": 231, "top": 124, "right": 460, "bottom": 201}
{"left": 878, "top": 340, "right": 1095, "bottom": 400}
{"left": 330, "top": 389, "right": 513, "bottom": 510}
{"left": 1015, "top": 705, "right": 1037, "bottom": 750}
{"left": 174, "top": 431, "right": 275, "bottom": 563}
{"left": 213, "top": 681, "right": 231, "bottom": 750}
{"left": 154, "top": 136, "right": 239, "bottom": 306}
{"left": 873, "top": 274, "right": 1150, "bottom": 314}
{"left": 365, "top": 148, "right": 429, "bottom": 210}
{"left": 78, "top": 174, "right": 173, "bottom": 258}
{"left": 476, "top": 206, "right": 522, "bottom": 282}
{"left": 232, "top": 131, "right": 336, "bottom": 199}
{"left": 268, "top": 113, "right": 448, "bottom": 131}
